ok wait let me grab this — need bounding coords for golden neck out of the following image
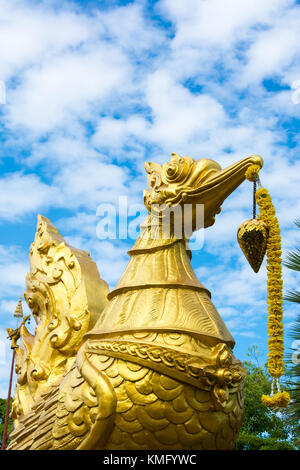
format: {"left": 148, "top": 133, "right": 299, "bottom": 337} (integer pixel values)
{"left": 108, "top": 217, "right": 209, "bottom": 300}
{"left": 88, "top": 216, "right": 234, "bottom": 346}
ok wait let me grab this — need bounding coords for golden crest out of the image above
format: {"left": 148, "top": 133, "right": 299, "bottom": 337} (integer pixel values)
{"left": 237, "top": 219, "right": 269, "bottom": 273}
{"left": 9, "top": 215, "right": 110, "bottom": 424}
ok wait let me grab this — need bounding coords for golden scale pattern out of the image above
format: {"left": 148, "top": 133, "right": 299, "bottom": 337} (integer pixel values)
{"left": 9, "top": 347, "right": 244, "bottom": 451}
{"left": 96, "top": 356, "right": 244, "bottom": 450}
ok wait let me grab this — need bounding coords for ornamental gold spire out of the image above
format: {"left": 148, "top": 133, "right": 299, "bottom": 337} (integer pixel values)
{"left": 7, "top": 297, "right": 27, "bottom": 350}
{"left": 13, "top": 295, "right": 23, "bottom": 319}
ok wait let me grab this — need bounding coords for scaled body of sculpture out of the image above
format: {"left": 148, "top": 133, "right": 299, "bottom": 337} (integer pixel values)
{"left": 8, "top": 153, "right": 263, "bottom": 450}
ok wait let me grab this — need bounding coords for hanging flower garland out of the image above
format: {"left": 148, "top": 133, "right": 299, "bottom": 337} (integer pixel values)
{"left": 245, "top": 165, "right": 290, "bottom": 408}
{"left": 245, "top": 164, "right": 261, "bottom": 182}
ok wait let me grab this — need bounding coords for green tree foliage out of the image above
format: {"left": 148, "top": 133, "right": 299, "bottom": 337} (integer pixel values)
{"left": 284, "top": 219, "right": 300, "bottom": 427}
{"left": 285, "top": 317, "right": 300, "bottom": 430}
{"left": 236, "top": 346, "right": 299, "bottom": 450}
{"left": 0, "top": 398, "right": 13, "bottom": 449}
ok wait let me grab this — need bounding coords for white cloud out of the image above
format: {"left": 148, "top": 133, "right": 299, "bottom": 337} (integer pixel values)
{"left": 92, "top": 115, "right": 149, "bottom": 154}
{"left": 6, "top": 44, "right": 131, "bottom": 133}
{"left": 0, "top": 244, "right": 28, "bottom": 303}
{"left": 0, "top": 0, "right": 300, "bottom": 396}
{"left": 239, "top": 7, "right": 300, "bottom": 86}
{"left": 237, "top": 331, "right": 258, "bottom": 338}
{"left": 159, "top": 0, "right": 293, "bottom": 48}
{"left": 53, "top": 159, "right": 131, "bottom": 209}
{"left": 0, "top": 261, "right": 27, "bottom": 292}
{"left": 0, "top": 1, "right": 100, "bottom": 80}
{"left": 0, "top": 172, "right": 56, "bottom": 220}
{"left": 99, "top": 2, "right": 166, "bottom": 55}
{"left": 28, "top": 131, "right": 106, "bottom": 167}
{"left": 145, "top": 70, "right": 226, "bottom": 149}
{"left": 57, "top": 212, "right": 99, "bottom": 238}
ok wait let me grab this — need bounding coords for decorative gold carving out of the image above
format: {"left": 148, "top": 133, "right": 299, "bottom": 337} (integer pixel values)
{"left": 8, "top": 154, "right": 263, "bottom": 450}
{"left": 86, "top": 339, "right": 246, "bottom": 399}
{"left": 10, "top": 215, "right": 109, "bottom": 422}
{"left": 8, "top": 347, "right": 117, "bottom": 451}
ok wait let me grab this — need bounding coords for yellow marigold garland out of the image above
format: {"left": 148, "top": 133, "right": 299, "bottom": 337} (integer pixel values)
{"left": 245, "top": 165, "right": 290, "bottom": 408}
{"left": 245, "top": 164, "right": 261, "bottom": 182}
{"left": 261, "top": 391, "right": 290, "bottom": 408}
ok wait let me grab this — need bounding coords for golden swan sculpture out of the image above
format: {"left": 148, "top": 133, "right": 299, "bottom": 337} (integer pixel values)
{"left": 8, "top": 153, "right": 263, "bottom": 450}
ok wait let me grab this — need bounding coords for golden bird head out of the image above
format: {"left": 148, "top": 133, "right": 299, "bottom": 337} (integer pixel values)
{"left": 143, "top": 153, "right": 263, "bottom": 233}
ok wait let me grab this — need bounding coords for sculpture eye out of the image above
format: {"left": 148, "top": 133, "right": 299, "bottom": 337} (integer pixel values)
{"left": 163, "top": 160, "right": 186, "bottom": 183}
{"left": 166, "top": 164, "right": 178, "bottom": 178}
{"left": 148, "top": 171, "right": 161, "bottom": 190}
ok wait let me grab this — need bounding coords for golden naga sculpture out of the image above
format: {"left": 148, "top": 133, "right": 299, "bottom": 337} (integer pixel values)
{"left": 8, "top": 153, "right": 263, "bottom": 450}
{"left": 9, "top": 215, "right": 109, "bottom": 426}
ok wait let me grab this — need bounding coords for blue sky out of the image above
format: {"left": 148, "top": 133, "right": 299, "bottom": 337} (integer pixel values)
{"left": 0, "top": 0, "right": 300, "bottom": 397}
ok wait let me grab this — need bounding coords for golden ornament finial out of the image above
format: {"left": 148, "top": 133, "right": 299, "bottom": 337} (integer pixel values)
{"left": 237, "top": 219, "right": 269, "bottom": 273}
{"left": 13, "top": 295, "right": 23, "bottom": 319}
